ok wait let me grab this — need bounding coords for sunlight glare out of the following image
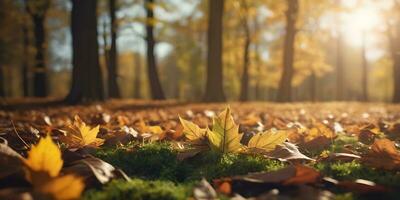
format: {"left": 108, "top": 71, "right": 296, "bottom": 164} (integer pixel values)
{"left": 341, "top": 2, "right": 382, "bottom": 47}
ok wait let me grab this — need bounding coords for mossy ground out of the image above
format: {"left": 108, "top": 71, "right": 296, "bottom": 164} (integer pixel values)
{"left": 83, "top": 140, "right": 400, "bottom": 200}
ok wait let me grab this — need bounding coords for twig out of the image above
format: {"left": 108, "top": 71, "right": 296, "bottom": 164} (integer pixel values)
{"left": 11, "top": 120, "right": 30, "bottom": 149}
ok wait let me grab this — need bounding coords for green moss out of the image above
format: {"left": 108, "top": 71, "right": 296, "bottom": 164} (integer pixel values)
{"left": 184, "top": 152, "right": 285, "bottom": 181}
{"left": 95, "top": 143, "right": 285, "bottom": 182}
{"left": 83, "top": 179, "right": 191, "bottom": 200}
{"left": 95, "top": 143, "right": 186, "bottom": 181}
{"left": 315, "top": 161, "right": 400, "bottom": 188}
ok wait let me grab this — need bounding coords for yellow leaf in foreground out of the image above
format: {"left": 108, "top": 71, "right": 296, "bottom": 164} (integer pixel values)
{"left": 36, "top": 174, "right": 84, "bottom": 200}
{"left": 179, "top": 117, "right": 206, "bottom": 141}
{"left": 248, "top": 129, "right": 288, "bottom": 152}
{"left": 208, "top": 107, "right": 243, "bottom": 153}
{"left": 24, "top": 135, "right": 63, "bottom": 178}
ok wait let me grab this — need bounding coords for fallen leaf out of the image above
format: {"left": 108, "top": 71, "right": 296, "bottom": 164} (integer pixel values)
{"left": 179, "top": 117, "right": 206, "bottom": 141}
{"left": 247, "top": 129, "right": 288, "bottom": 152}
{"left": 193, "top": 178, "right": 218, "bottom": 200}
{"left": 23, "top": 136, "right": 85, "bottom": 200}
{"left": 60, "top": 115, "right": 104, "bottom": 149}
{"left": 0, "top": 143, "right": 24, "bottom": 179}
{"left": 34, "top": 174, "right": 84, "bottom": 200}
{"left": 264, "top": 142, "right": 314, "bottom": 162}
{"left": 337, "top": 179, "right": 390, "bottom": 194}
{"left": 63, "top": 156, "right": 130, "bottom": 186}
{"left": 283, "top": 165, "right": 321, "bottom": 185}
{"left": 362, "top": 138, "right": 400, "bottom": 170}
{"left": 24, "top": 135, "right": 63, "bottom": 182}
{"left": 207, "top": 107, "right": 243, "bottom": 153}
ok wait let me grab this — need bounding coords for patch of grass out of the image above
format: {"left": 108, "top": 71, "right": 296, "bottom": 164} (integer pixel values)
{"left": 315, "top": 161, "right": 400, "bottom": 188}
{"left": 95, "top": 143, "right": 286, "bottom": 182}
{"left": 82, "top": 179, "right": 191, "bottom": 200}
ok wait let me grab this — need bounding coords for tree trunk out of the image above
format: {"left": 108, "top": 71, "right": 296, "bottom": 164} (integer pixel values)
{"left": 361, "top": 32, "right": 368, "bottom": 102}
{"left": 239, "top": 34, "right": 250, "bottom": 102}
{"left": 31, "top": 15, "right": 47, "bottom": 97}
{"left": 145, "top": 0, "right": 165, "bottom": 100}
{"left": 277, "top": 0, "right": 298, "bottom": 102}
{"left": 0, "top": 65, "right": 4, "bottom": 97}
{"left": 253, "top": 15, "right": 262, "bottom": 101}
{"left": 65, "top": 0, "right": 104, "bottom": 104}
{"left": 203, "top": 0, "right": 226, "bottom": 102}
{"left": 310, "top": 70, "right": 316, "bottom": 102}
{"left": 108, "top": 0, "right": 120, "bottom": 98}
{"left": 389, "top": 20, "right": 400, "bottom": 103}
{"left": 102, "top": 19, "right": 110, "bottom": 96}
{"left": 239, "top": 0, "right": 250, "bottom": 102}
{"left": 21, "top": 15, "right": 30, "bottom": 97}
{"left": 133, "top": 52, "right": 142, "bottom": 99}
{"left": 336, "top": 32, "right": 344, "bottom": 101}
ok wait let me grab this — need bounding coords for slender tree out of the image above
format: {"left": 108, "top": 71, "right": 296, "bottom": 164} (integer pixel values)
{"left": 0, "top": 65, "right": 4, "bottom": 97}
{"left": 386, "top": 2, "right": 400, "bottom": 103}
{"left": 310, "top": 70, "right": 317, "bottom": 102}
{"left": 336, "top": 31, "right": 344, "bottom": 101}
{"left": 21, "top": 1, "right": 30, "bottom": 97}
{"left": 108, "top": 0, "right": 120, "bottom": 98}
{"left": 65, "top": 0, "right": 104, "bottom": 104}
{"left": 277, "top": 0, "right": 298, "bottom": 102}
{"left": 144, "top": 0, "right": 165, "bottom": 100}
{"left": 239, "top": 0, "right": 251, "bottom": 102}
{"left": 361, "top": 31, "right": 368, "bottom": 101}
{"left": 133, "top": 52, "right": 142, "bottom": 99}
{"left": 25, "top": 0, "right": 50, "bottom": 97}
{"left": 203, "top": 0, "right": 226, "bottom": 102}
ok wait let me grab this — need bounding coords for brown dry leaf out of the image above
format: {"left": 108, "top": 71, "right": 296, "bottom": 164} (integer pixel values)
{"left": 63, "top": 156, "right": 130, "bottom": 186}
{"left": 283, "top": 165, "right": 321, "bottom": 185}
{"left": 337, "top": 179, "right": 390, "bottom": 194}
{"left": 264, "top": 142, "right": 314, "bottom": 162}
{"left": 319, "top": 153, "right": 361, "bottom": 162}
{"left": 240, "top": 114, "right": 261, "bottom": 126}
{"left": 362, "top": 138, "right": 400, "bottom": 170}
{"left": 289, "top": 123, "right": 335, "bottom": 151}
{"left": 213, "top": 165, "right": 321, "bottom": 197}
{"left": 176, "top": 146, "right": 208, "bottom": 161}
{"left": 0, "top": 142, "right": 24, "bottom": 179}
{"left": 60, "top": 115, "right": 104, "bottom": 149}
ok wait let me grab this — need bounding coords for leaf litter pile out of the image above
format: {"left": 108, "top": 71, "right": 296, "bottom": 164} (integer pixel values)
{"left": 1, "top": 101, "right": 400, "bottom": 199}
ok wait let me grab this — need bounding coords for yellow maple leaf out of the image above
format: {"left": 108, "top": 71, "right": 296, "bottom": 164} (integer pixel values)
{"left": 247, "top": 129, "right": 288, "bottom": 152}
{"left": 35, "top": 174, "right": 84, "bottom": 200}
{"left": 179, "top": 116, "right": 206, "bottom": 141}
{"left": 61, "top": 115, "right": 104, "bottom": 148}
{"left": 207, "top": 107, "right": 243, "bottom": 153}
{"left": 24, "top": 136, "right": 85, "bottom": 200}
{"left": 24, "top": 135, "right": 63, "bottom": 179}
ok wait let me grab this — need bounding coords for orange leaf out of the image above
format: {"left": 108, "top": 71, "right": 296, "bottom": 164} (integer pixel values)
{"left": 362, "top": 138, "right": 400, "bottom": 170}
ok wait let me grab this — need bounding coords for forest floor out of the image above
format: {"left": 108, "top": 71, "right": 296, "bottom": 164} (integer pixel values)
{"left": 1, "top": 100, "right": 400, "bottom": 200}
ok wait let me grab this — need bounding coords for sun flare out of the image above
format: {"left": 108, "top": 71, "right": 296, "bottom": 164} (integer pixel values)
{"left": 340, "top": 1, "right": 384, "bottom": 47}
